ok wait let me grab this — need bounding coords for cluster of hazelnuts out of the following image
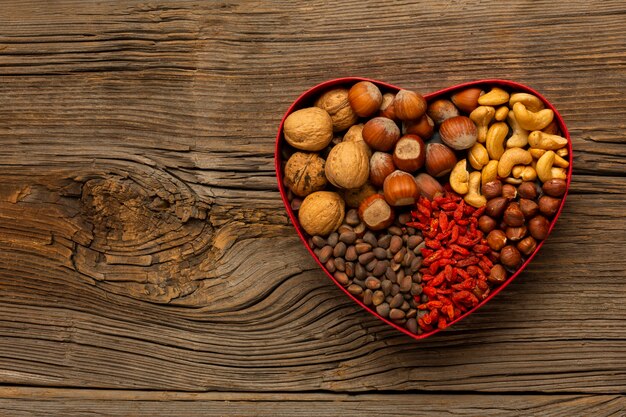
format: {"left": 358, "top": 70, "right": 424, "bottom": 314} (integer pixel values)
{"left": 480, "top": 177, "right": 567, "bottom": 283}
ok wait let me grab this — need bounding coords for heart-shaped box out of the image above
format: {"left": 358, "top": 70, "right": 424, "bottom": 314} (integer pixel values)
{"left": 275, "top": 77, "right": 572, "bottom": 340}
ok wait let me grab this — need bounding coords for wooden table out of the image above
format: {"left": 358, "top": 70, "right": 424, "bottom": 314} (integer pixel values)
{"left": 1, "top": 1, "right": 625, "bottom": 415}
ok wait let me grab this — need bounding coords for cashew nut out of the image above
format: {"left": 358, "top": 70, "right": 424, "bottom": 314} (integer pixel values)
{"left": 486, "top": 122, "right": 509, "bottom": 160}
{"left": 512, "top": 102, "right": 554, "bottom": 131}
{"left": 528, "top": 131, "right": 568, "bottom": 150}
{"left": 529, "top": 148, "right": 567, "bottom": 167}
{"left": 505, "top": 177, "right": 523, "bottom": 185}
{"left": 469, "top": 106, "right": 495, "bottom": 143}
{"left": 505, "top": 110, "right": 529, "bottom": 149}
{"left": 468, "top": 142, "right": 489, "bottom": 170}
{"left": 512, "top": 165, "right": 538, "bottom": 181}
{"left": 551, "top": 167, "right": 567, "bottom": 180}
{"left": 529, "top": 148, "right": 545, "bottom": 159}
{"left": 531, "top": 148, "right": 569, "bottom": 168}
{"left": 494, "top": 106, "right": 509, "bottom": 121}
{"left": 536, "top": 150, "right": 556, "bottom": 183}
{"left": 464, "top": 171, "right": 486, "bottom": 208}
{"left": 509, "top": 92, "right": 545, "bottom": 112}
{"left": 497, "top": 148, "right": 532, "bottom": 178}
{"left": 478, "top": 87, "right": 510, "bottom": 106}
{"left": 481, "top": 160, "right": 499, "bottom": 186}
{"left": 450, "top": 159, "right": 470, "bottom": 195}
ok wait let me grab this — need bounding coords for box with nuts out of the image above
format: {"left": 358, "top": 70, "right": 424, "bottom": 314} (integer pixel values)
{"left": 276, "top": 77, "right": 571, "bottom": 340}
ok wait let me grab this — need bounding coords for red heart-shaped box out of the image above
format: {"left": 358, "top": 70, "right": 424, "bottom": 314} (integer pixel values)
{"left": 275, "top": 77, "right": 572, "bottom": 340}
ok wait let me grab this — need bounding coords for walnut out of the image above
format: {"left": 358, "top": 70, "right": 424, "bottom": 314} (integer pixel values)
{"left": 284, "top": 152, "right": 327, "bottom": 197}
{"left": 298, "top": 191, "right": 345, "bottom": 236}
{"left": 325, "top": 141, "right": 370, "bottom": 189}
{"left": 283, "top": 107, "right": 333, "bottom": 151}
{"left": 314, "top": 88, "right": 358, "bottom": 132}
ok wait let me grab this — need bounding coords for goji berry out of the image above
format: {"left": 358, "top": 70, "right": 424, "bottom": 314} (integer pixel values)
{"left": 439, "top": 211, "right": 449, "bottom": 232}
{"left": 456, "top": 256, "right": 480, "bottom": 268}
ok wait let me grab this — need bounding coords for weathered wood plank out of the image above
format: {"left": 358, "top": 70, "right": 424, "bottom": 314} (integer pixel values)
{"left": 0, "top": 389, "right": 624, "bottom": 417}
{"left": 0, "top": 0, "right": 625, "bottom": 399}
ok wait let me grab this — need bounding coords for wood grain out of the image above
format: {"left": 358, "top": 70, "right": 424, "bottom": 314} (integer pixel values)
{"left": 1, "top": 389, "right": 625, "bottom": 417}
{"left": 0, "top": 0, "right": 625, "bottom": 414}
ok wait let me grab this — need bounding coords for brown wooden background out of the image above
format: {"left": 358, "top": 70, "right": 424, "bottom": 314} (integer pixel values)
{"left": 1, "top": 1, "right": 625, "bottom": 415}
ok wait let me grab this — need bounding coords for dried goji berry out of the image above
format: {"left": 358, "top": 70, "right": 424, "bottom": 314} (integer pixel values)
{"left": 450, "top": 244, "right": 470, "bottom": 256}
{"left": 456, "top": 256, "right": 480, "bottom": 268}
{"left": 426, "top": 240, "right": 442, "bottom": 250}
{"left": 439, "top": 211, "right": 449, "bottom": 232}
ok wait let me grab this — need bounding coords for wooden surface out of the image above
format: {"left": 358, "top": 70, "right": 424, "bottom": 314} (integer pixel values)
{"left": 1, "top": 0, "right": 625, "bottom": 415}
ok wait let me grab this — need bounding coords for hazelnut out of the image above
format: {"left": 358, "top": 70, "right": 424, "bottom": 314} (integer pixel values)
{"left": 542, "top": 178, "right": 567, "bottom": 197}
{"left": 425, "top": 143, "right": 457, "bottom": 177}
{"left": 291, "top": 197, "right": 302, "bottom": 211}
{"left": 518, "top": 181, "right": 539, "bottom": 199}
{"left": 314, "top": 87, "right": 358, "bottom": 132}
{"left": 343, "top": 124, "right": 372, "bottom": 158}
{"left": 369, "top": 152, "right": 395, "bottom": 187}
{"left": 393, "top": 90, "right": 427, "bottom": 121}
{"left": 451, "top": 88, "right": 484, "bottom": 114}
{"left": 362, "top": 117, "right": 401, "bottom": 152}
{"left": 517, "top": 236, "right": 538, "bottom": 256}
{"left": 383, "top": 170, "right": 420, "bottom": 206}
{"left": 503, "top": 202, "right": 525, "bottom": 227}
{"left": 298, "top": 191, "right": 345, "bottom": 236}
{"left": 506, "top": 225, "right": 527, "bottom": 241}
{"left": 284, "top": 152, "right": 327, "bottom": 197}
{"left": 482, "top": 180, "right": 503, "bottom": 200}
{"left": 487, "top": 229, "right": 507, "bottom": 251}
{"left": 528, "top": 215, "right": 550, "bottom": 240}
{"left": 325, "top": 141, "right": 370, "bottom": 189}
{"left": 538, "top": 195, "right": 561, "bottom": 218}
{"left": 500, "top": 245, "right": 522, "bottom": 269}
{"left": 502, "top": 183, "right": 518, "bottom": 200}
{"left": 403, "top": 115, "right": 434, "bottom": 140}
{"left": 344, "top": 183, "right": 377, "bottom": 208}
{"left": 379, "top": 93, "right": 397, "bottom": 121}
{"left": 427, "top": 99, "right": 460, "bottom": 124}
{"left": 358, "top": 194, "right": 395, "bottom": 231}
{"left": 283, "top": 107, "right": 333, "bottom": 151}
{"left": 414, "top": 173, "right": 444, "bottom": 200}
{"left": 478, "top": 215, "right": 497, "bottom": 233}
{"left": 519, "top": 198, "right": 539, "bottom": 218}
{"left": 485, "top": 197, "right": 507, "bottom": 218}
{"left": 439, "top": 116, "right": 478, "bottom": 150}
{"left": 488, "top": 264, "right": 507, "bottom": 285}
{"left": 393, "top": 134, "right": 426, "bottom": 172}
{"left": 348, "top": 81, "right": 382, "bottom": 117}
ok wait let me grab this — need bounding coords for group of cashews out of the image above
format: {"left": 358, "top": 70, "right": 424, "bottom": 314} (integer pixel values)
{"left": 450, "top": 88, "right": 569, "bottom": 207}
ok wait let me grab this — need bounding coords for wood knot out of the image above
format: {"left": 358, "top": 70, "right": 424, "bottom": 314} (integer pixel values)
{"left": 72, "top": 171, "right": 214, "bottom": 304}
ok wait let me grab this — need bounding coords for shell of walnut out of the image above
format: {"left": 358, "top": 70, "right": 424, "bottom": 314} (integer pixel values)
{"left": 298, "top": 191, "right": 345, "bottom": 236}
{"left": 284, "top": 152, "right": 327, "bottom": 197}
{"left": 325, "top": 141, "right": 370, "bottom": 189}
{"left": 314, "top": 88, "right": 358, "bottom": 132}
{"left": 283, "top": 107, "right": 333, "bottom": 151}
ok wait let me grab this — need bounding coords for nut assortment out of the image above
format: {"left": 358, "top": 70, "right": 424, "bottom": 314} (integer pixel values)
{"left": 280, "top": 80, "right": 569, "bottom": 336}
